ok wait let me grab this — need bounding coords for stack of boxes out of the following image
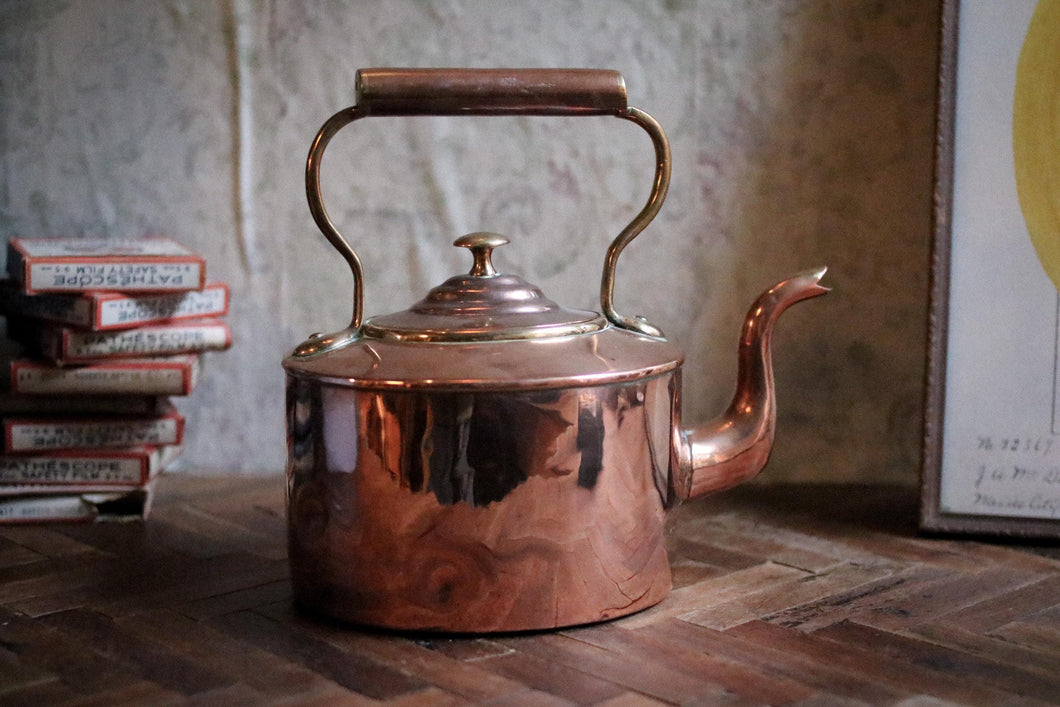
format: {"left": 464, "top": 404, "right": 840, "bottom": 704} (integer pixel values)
{"left": 0, "top": 237, "right": 230, "bottom": 523}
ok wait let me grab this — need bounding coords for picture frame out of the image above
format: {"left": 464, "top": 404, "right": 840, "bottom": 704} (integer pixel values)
{"left": 921, "top": 0, "right": 1060, "bottom": 538}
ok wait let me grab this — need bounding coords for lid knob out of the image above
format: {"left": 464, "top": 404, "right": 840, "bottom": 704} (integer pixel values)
{"left": 455, "top": 232, "right": 509, "bottom": 277}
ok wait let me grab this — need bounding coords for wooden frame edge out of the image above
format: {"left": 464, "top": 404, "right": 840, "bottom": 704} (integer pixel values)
{"left": 920, "top": 0, "right": 1060, "bottom": 539}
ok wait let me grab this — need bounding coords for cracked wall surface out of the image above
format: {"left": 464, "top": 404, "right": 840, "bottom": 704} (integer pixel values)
{"left": 0, "top": 1, "right": 939, "bottom": 482}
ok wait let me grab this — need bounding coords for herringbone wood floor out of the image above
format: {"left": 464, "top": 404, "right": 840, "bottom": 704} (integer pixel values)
{"left": 1, "top": 476, "right": 1058, "bottom": 705}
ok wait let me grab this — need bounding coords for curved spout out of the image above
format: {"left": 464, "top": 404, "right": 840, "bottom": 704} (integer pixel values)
{"left": 678, "top": 267, "right": 828, "bottom": 501}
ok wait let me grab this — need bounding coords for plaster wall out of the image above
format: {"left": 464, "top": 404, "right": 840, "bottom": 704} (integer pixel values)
{"left": 0, "top": 0, "right": 938, "bottom": 482}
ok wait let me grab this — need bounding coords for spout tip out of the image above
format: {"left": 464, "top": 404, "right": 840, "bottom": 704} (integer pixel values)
{"left": 804, "top": 265, "right": 830, "bottom": 296}
{"left": 767, "top": 266, "right": 830, "bottom": 307}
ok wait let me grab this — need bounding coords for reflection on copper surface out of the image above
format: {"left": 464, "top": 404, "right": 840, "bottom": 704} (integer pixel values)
{"left": 286, "top": 374, "right": 677, "bottom": 632}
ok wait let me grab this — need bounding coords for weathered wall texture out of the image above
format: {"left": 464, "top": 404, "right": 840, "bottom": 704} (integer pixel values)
{"left": 0, "top": 1, "right": 938, "bottom": 482}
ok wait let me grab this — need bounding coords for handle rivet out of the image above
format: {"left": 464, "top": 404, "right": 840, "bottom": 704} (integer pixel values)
{"left": 455, "top": 232, "right": 509, "bottom": 277}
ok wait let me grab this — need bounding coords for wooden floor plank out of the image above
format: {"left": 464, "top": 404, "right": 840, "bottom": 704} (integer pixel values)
{"left": 759, "top": 563, "right": 951, "bottom": 632}
{"left": 0, "top": 606, "right": 161, "bottom": 696}
{"left": 191, "top": 487, "right": 287, "bottom": 539}
{"left": 563, "top": 621, "right": 815, "bottom": 705}
{"left": 409, "top": 636, "right": 515, "bottom": 662}
{"left": 265, "top": 605, "right": 534, "bottom": 704}
{"left": 0, "top": 679, "right": 77, "bottom": 707}
{"left": 940, "top": 574, "right": 1060, "bottom": 632}
{"left": 474, "top": 687, "right": 578, "bottom": 706}
{"left": 338, "top": 638, "right": 526, "bottom": 703}
{"left": 590, "top": 693, "right": 673, "bottom": 707}
{"left": 56, "top": 522, "right": 165, "bottom": 559}
{"left": 0, "top": 554, "right": 125, "bottom": 607}
{"left": 667, "top": 556, "right": 728, "bottom": 589}
{"left": 40, "top": 607, "right": 233, "bottom": 696}
{"left": 476, "top": 648, "right": 629, "bottom": 704}
{"left": 671, "top": 508, "right": 883, "bottom": 570}
{"left": 176, "top": 578, "right": 292, "bottom": 621}
{"left": 989, "top": 605, "right": 1060, "bottom": 655}
{"left": 178, "top": 683, "right": 267, "bottom": 706}
{"left": 667, "top": 535, "right": 765, "bottom": 572}
{"left": 727, "top": 619, "right": 1018, "bottom": 705}
{"left": 150, "top": 502, "right": 287, "bottom": 561}
{"left": 368, "top": 685, "right": 468, "bottom": 706}
{"left": 636, "top": 618, "right": 906, "bottom": 703}
{"left": 0, "top": 525, "right": 108, "bottom": 560}
{"left": 118, "top": 608, "right": 344, "bottom": 699}
{"left": 99, "top": 554, "right": 288, "bottom": 619}
{"left": 812, "top": 620, "right": 1060, "bottom": 704}
{"left": 132, "top": 513, "right": 249, "bottom": 560}
{"left": 494, "top": 631, "right": 734, "bottom": 704}
{"left": 910, "top": 620, "right": 1060, "bottom": 680}
{"left": 616, "top": 561, "right": 808, "bottom": 629}
{"left": 671, "top": 520, "right": 848, "bottom": 573}
{"left": 843, "top": 565, "right": 1045, "bottom": 632}
{"left": 0, "top": 645, "right": 61, "bottom": 699}
{"left": 209, "top": 608, "right": 430, "bottom": 701}
{"left": 6, "top": 550, "right": 207, "bottom": 618}
{"left": 0, "top": 535, "right": 44, "bottom": 569}
{"left": 248, "top": 683, "right": 379, "bottom": 707}
{"left": 679, "top": 560, "right": 894, "bottom": 630}
{"left": 43, "top": 678, "right": 183, "bottom": 706}
{"left": 9, "top": 552, "right": 288, "bottom": 622}
{"left": 953, "top": 538, "right": 1060, "bottom": 573}
{"left": 692, "top": 486, "right": 987, "bottom": 572}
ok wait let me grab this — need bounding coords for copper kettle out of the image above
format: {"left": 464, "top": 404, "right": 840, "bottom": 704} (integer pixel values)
{"left": 283, "top": 69, "right": 827, "bottom": 632}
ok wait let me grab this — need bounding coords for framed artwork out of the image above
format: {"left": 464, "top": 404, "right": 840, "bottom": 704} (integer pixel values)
{"left": 922, "top": 0, "right": 1060, "bottom": 537}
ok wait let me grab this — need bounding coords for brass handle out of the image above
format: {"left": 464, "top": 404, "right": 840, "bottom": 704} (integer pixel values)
{"left": 304, "top": 68, "right": 671, "bottom": 349}
{"left": 355, "top": 68, "right": 628, "bottom": 115}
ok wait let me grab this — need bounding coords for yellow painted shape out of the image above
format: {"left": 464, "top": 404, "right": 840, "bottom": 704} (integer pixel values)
{"left": 1015, "top": 0, "right": 1060, "bottom": 292}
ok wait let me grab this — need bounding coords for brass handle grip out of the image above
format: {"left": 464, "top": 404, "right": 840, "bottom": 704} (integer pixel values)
{"left": 302, "top": 68, "right": 670, "bottom": 356}
{"left": 355, "top": 68, "right": 628, "bottom": 116}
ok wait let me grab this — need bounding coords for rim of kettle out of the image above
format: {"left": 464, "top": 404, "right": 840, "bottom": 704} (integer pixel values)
{"left": 282, "top": 325, "right": 684, "bottom": 391}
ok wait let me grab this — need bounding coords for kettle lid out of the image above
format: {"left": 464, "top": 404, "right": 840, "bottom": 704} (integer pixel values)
{"left": 362, "top": 233, "right": 606, "bottom": 342}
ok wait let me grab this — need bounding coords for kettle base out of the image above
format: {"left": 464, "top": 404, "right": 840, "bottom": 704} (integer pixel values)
{"left": 290, "top": 574, "right": 671, "bottom": 634}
